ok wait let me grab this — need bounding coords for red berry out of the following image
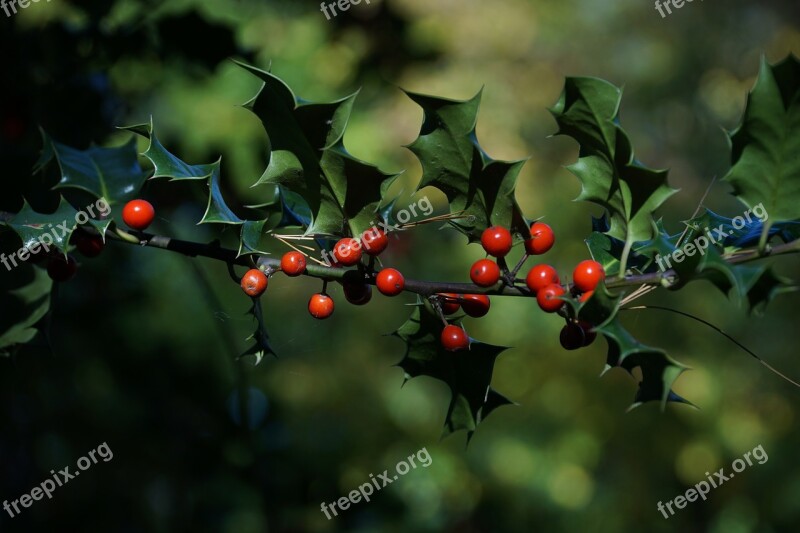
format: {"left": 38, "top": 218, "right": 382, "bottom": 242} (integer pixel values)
{"left": 46, "top": 255, "right": 77, "bottom": 282}
{"left": 281, "top": 251, "right": 307, "bottom": 277}
{"left": 579, "top": 321, "right": 597, "bottom": 346}
{"left": 241, "top": 269, "right": 268, "bottom": 297}
{"left": 361, "top": 228, "right": 389, "bottom": 256}
{"left": 332, "top": 238, "right": 362, "bottom": 267}
{"left": 308, "top": 293, "right": 334, "bottom": 319}
{"left": 441, "top": 324, "right": 469, "bottom": 352}
{"left": 560, "top": 323, "right": 585, "bottom": 350}
{"left": 439, "top": 293, "right": 461, "bottom": 315}
{"left": 470, "top": 258, "right": 500, "bottom": 287}
{"left": 376, "top": 268, "right": 404, "bottom": 296}
{"left": 524, "top": 222, "right": 555, "bottom": 255}
{"left": 122, "top": 199, "right": 155, "bottom": 231}
{"left": 525, "top": 264, "right": 559, "bottom": 293}
{"left": 573, "top": 260, "right": 605, "bottom": 292}
{"left": 579, "top": 290, "right": 594, "bottom": 303}
{"left": 461, "top": 294, "right": 490, "bottom": 318}
{"left": 343, "top": 281, "right": 372, "bottom": 305}
{"left": 480, "top": 226, "right": 513, "bottom": 257}
{"left": 537, "top": 283, "right": 565, "bottom": 313}
{"left": 74, "top": 233, "right": 104, "bottom": 258}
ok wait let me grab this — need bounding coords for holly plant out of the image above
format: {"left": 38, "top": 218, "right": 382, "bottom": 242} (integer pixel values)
{"left": 3, "top": 55, "right": 799, "bottom": 442}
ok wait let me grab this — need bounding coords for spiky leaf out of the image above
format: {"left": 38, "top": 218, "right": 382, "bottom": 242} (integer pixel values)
{"left": 36, "top": 132, "right": 149, "bottom": 207}
{"left": 392, "top": 303, "right": 512, "bottom": 442}
{"left": 238, "top": 62, "right": 397, "bottom": 237}
{"left": 723, "top": 55, "right": 800, "bottom": 226}
{"left": 240, "top": 299, "right": 277, "bottom": 365}
{"left": 550, "top": 77, "right": 678, "bottom": 261}
{"left": 406, "top": 90, "right": 530, "bottom": 242}
{"left": 597, "top": 318, "right": 691, "bottom": 410}
{"left": 0, "top": 265, "right": 52, "bottom": 355}
{"left": 3, "top": 198, "right": 84, "bottom": 257}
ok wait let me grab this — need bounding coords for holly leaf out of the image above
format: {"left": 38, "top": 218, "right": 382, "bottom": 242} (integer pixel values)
{"left": 239, "top": 220, "right": 272, "bottom": 257}
{"left": 677, "top": 208, "right": 772, "bottom": 249}
{"left": 0, "top": 265, "right": 52, "bottom": 355}
{"left": 550, "top": 77, "right": 678, "bottom": 263}
{"left": 36, "top": 131, "right": 149, "bottom": 207}
{"left": 121, "top": 120, "right": 214, "bottom": 181}
{"left": 3, "top": 198, "right": 83, "bottom": 257}
{"left": 596, "top": 318, "right": 692, "bottom": 410}
{"left": 392, "top": 303, "right": 512, "bottom": 442}
{"left": 237, "top": 62, "right": 398, "bottom": 238}
{"left": 405, "top": 90, "right": 531, "bottom": 242}
{"left": 240, "top": 299, "right": 277, "bottom": 365}
{"left": 723, "top": 55, "right": 800, "bottom": 228}
{"left": 201, "top": 161, "right": 243, "bottom": 225}
{"left": 121, "top": 122, "right": 243, "bottom": 226}
{"left": 577, "top": 281, "right": 622, "bottom": 327}
{"left": 633, "top": 220, "right": 679, "bottom": 273}
{"left": 669, "top": 245, "right": 791, "bottom": 311}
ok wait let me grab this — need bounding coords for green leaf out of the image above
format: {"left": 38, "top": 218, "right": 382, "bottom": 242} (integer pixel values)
{"left": 0, "top": 265, "right": 52, "bottom": 355}
{"left": 392, "top": 303, "right": 512, "bottom": 442}
{"left": 125, "top": 120, "right": 216, "bottom": 181}
{"left": 596, "top": 318, "right": 691, "bottom": 410}
{"left": 405, "top": 90, "right": 531, "bottom": 242}
{"left": 577, "top": 281, "right": 622, "bottom": 327}
{"left": 550, "top": 77, "right": 678, "bottom": 261}
{"left": 121, "top": 122, "right": 243, "bottom": 226}
{"left": 677, "top": 208, "right": 766, "bottom": 249}
{"left": 3, "top": 198, "right": 82, "bottom": 257}
{"left": 723, "top": 55, "right": 800, "bottom": 225}
{"left": 632, "top": 220, "right": 679, "bottom": 272}
{"left": 238, "top": 220, "right": 271, "bottom": 257}
{"left": 240, "top": 299, "right": 277, "bottom": 365}
{"left": 237, "top": 62, "right": 398, "bottom": 237}
{"left": 669, "top": 245, "right": 791, "bottom": 311}
{"left": 201, "top": 161, "right": 244, "bottom": 225}
{"left": 37, "top": 131, "right": 149, "bottom": 206}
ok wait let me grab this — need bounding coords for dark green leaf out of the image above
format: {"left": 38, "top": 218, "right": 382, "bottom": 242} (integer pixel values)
{"left": 122, "top": 121, "right": 244, "bottom": 226}
{"left": 238, "top": 62, "right": 397, "bottom": 237}
{"left": 3, "top": 198, "right": 82, "bottom": 257}
{"left": 632, "top": 220, "right": 679, "bottom": 272}
{"left": 550, "top": 77, "right": 678, "bottom": 264}
{"left": 392, "top": 303, "right": 512, "bottom": 442}
{"left": 405, "top": 90, "right": 531, "bottom": 242}
{"left": 0, "top": 265, "right": 52, "bottom": 354}
{"left": 596, "top": 319, "right": 691, "bottom": 410}
{"left": 37, "top": 131, "right": 149, "bottom": 206}
{"left": 240, "top": 299, "right": 277, "bottom": 365}
{"left": 723, "top": 55, "right": 800, "bottom": 225}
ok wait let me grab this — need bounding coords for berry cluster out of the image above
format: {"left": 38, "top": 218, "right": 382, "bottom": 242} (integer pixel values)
{"left": 437, "top": 222, "right": 606, "bottom": 353}
{"left": 239, "top": 228, "right": 405, "bottom": 322}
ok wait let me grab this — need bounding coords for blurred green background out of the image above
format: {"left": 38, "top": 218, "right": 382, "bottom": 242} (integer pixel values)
{"left": 1, "top": 0, "right": 799, "bottom": 531}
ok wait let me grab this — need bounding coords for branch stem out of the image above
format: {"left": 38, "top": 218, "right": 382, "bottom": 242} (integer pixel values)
{"left": 103, "top": 228, "right": 800, "bottom": 300}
